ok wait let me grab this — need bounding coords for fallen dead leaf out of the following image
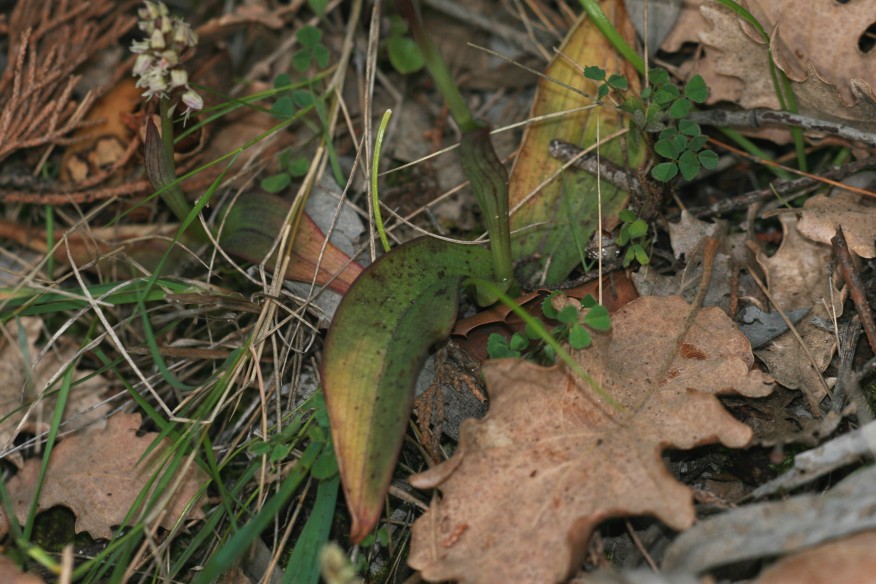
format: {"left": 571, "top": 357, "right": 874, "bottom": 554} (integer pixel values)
{"left": 60, "top": 79, "right": 141, "bottom": 183}
{"left": 750, "top": 530, "right": 876, "bottom": 584}
{"left": 0, "top": 412, "right": 206, "bottom": 539}
{"left": 0, "top": 556, "right": 45, "bottom": 584}
{"left": 663, "top": 1, "right": 876, "bottom": 132}
{"left": 798, "top": 176, "right": 876, "bottom": 259}
{"left": 0, "top": 318, "right": 110, "bottom": 467}
{"left": 408, "top": 295, "right": 773, "bottom": 584}
{"left": 755, "top": 214, "right": 845, "bottom": 412}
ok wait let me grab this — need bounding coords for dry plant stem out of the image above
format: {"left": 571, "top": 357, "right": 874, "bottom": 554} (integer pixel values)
{"left": 389, "top": 483, "right": 429, "bottom": 511}
{"left": 749, "top": 417, "right": 876, "bottom": 499}
{"left": 363, "top": 0, "right": 381, "bottom": 260}
{"left": 625, "top": 519, "right": 659, "bottom": 573}
{"left": 831, "top": 226, "right": 876, "bottom": 356}
{"left": 689, "top": 109, "right": 876, "bottom": 148}
{"left": 748, "top": 270, "right": 832, "bottom": 412}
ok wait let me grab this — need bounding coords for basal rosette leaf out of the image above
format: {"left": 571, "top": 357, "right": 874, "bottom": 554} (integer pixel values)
{"left": 321, "top": 237, "right": 493, "bottom": 542}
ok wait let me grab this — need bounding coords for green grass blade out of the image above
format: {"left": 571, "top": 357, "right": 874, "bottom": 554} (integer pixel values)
{"left": 285, "top": 475, "right": 341, "bottom": 584}
{"left": 192, "top": 442, "right": 323, "bottom": 584}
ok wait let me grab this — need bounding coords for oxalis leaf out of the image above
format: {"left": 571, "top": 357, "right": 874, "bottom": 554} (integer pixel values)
{"left": 321, "top": 237, "right": 494, "bottom": 542}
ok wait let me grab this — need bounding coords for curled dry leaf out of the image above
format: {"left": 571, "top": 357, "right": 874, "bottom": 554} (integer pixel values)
{"left": 408, "top": 295, "right": 773, "bottom": 584}
{"left": 0, "top": 413, "right": 206, "bottom": 540}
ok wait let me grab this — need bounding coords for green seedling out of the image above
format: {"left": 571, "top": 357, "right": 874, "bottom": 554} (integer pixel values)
{"left": 260, "top": 147, "right": 310, "bottom": 193}
{"left": 293, "top": 25, "right": 331, "bottom": 72}
{"left": 385, "top": 15, "right": 425, "bottom": 74}
{"left": 616, "top": 209, "right": 650, "bottom": 267}
{"left": 584, "top": 64, "right": 718, "bottom": 183}
{"left": 488, "top": 293, "right": 612, "bottom": 364}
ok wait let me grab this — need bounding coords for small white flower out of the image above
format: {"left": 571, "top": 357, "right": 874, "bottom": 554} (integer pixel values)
{"left": 130, "top": 39, "right": 150, "bottom": 54}
{"left": 172, "top": 19, "right": 197, "bottom": 47}
{"left": 133, "top": 54, "right": 152, "bottom": 76}
{"left": 181, "top": 89, "right": 203, "bottom": 112}
{"left": 131, "top": 1, "right": 202, "bottom": 122}
{"left": 149, "top": 28, "right": 165, "bottom": 50}
{"left": 170, "top": 69, "right": 188, "bottom": 89}
{"left": 158, "top": 50, "right": 178, "bottom": 68}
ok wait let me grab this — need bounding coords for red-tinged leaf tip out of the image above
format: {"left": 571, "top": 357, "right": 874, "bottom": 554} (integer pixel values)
{"left": 320, "top": 237, "right": 494, "bottom": 541}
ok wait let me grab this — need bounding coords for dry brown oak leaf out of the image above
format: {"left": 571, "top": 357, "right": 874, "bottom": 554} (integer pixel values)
{"left": 663, "top": 1, "right": 876, "bottom": 130}
{"left": 798, "top": 187, "right": 876, "bottom": 259}
{"left": 0, "top": 413, "right": 206, "bottom": 539}
{"left": 755, "top": 214, "right": 844, "bottom": 413}
{"left": 408, "top": 295, "right": 774, "bottom": 584}
{"left": 750, "top": 530, "right": 876, "bottom": 584}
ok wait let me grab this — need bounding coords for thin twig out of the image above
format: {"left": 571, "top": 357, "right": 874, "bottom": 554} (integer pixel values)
{"left": 689, "top": 109, "right": 876, "bottom": 148}
{"left": 687, "top": 155, "right": 876, "bottom": 218}
{"left": 831, "top": 226, "right": 876, "bottom": 356}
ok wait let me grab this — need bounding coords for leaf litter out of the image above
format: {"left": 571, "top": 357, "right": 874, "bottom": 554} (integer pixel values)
{"left": 408, "top": 295, "right": 773, "bottom": 583}
{"left": 0, "top": 412, "right": 206, "bottom": 540}
{"left": 2, "top": 0, "right": 876, "bottom": 581}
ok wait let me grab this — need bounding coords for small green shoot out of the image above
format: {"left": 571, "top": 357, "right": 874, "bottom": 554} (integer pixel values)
{"left": 584, "top": 64, "right": 718, "bottom": 183}
{"left": 293, "top": 25, "right": 331, "bottom": 72}
{"left": 616, "top": 209, "right": 651, "bottom": 267}
{"left": 260, "top": 147, "right": 310, "bottom": 193}
{"left": 386, "top": 15, "right": 425, "bottom": 74}
{"left": 487, "top": 292, "right": 611, "bottom": 364}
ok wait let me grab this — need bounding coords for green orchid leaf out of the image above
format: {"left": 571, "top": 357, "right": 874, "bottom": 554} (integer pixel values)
{"left": 321, "top": 237, "right": 493, "bottom": 543}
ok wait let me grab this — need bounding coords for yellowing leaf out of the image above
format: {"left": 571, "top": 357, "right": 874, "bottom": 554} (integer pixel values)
{"left": 408, "top": 295, "right": 772, "bottom": 584}
{"left": 508, "top": 1, "right": 646, "bottom": 285}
